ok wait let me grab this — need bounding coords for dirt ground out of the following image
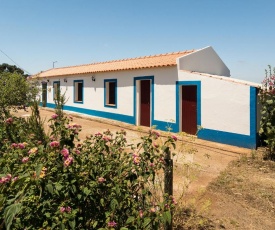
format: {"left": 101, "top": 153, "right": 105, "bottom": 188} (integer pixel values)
{"left": 16, "top": 107, "right": 273, "bottom": 229}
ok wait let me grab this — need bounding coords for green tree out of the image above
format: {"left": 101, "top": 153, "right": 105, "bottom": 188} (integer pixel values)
{"left": 0, "top": 72, "right": 39, "bottom": 116}
{"left": 0, "top": 63, "right": 28, "bottom": 77}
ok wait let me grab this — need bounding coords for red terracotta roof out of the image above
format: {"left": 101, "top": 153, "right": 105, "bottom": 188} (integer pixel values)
{"left": 35, "top": 50, "right": 196, "bottom": 78}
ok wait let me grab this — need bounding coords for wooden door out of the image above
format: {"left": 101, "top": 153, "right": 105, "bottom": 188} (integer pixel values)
{"left": 140, "top": 80, "right": 151, "bottom": 127}
{"left": 182, "top": 85, "right": 197, "bottom": 135}
{"left": 42, "top": 83, "right": 47, "bottom": 107}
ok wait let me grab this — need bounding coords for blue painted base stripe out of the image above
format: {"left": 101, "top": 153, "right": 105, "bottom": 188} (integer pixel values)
{"left": 152, "top": 120, "right": 178, "bottom": 132}
{"left": 44, "top": 103, "right": 135, "bottom": 124}
{"left": 198, "top": 128, "right": 256, "bottom": 149}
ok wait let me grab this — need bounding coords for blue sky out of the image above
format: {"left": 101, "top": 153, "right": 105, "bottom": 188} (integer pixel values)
{"left": 0, "top": 0, "right": 274, "bottom": 83}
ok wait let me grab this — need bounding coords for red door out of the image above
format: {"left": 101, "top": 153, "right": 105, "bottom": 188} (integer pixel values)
{"left": 182, "top": 85, "right": 197, "bottom": 135}
{"left": 140, "top": 80, "right": 151, "bottom": 127}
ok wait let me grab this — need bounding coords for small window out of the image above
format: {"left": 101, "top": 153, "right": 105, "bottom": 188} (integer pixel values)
{"left": 104, "top": 79, "right": 117, "bottom": 108}
{"left": 53, "top": 81, "right": 60, "bottom": 100}
{"left": 74, "top": 80, "right": 83, "bottom": 103}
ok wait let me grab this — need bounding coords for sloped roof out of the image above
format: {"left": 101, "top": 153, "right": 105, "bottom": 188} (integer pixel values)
{"left": 34, "top": 50, "right": 196, "bottom": 78}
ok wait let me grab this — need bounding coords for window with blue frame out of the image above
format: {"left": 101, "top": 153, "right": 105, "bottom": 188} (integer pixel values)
{"left": 74, "top": 80, "right": 83, "bottom": 103}
{"left": 53, "top": 81, "right": 60, "bottom": 100}
{"left": 104, "top": 79, "right": 117, "bottom": 108}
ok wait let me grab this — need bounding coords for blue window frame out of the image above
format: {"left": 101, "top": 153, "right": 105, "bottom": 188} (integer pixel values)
{"left": 74, "top": 80, "right": 84, "bottom": 103}
{"left": 104, "top": 79, "right": 117, "bottom": 108}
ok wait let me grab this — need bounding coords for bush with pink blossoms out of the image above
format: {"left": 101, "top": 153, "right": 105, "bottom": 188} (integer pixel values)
{"left": 0, "top": 96, "right": 177, "bottom": 229}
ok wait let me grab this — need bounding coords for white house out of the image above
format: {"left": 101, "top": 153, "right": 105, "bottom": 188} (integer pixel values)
{"left": 34, "top": 46, "right": 260, "bottom": 148}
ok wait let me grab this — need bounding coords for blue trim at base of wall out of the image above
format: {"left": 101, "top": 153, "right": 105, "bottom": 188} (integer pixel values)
{"left": 40, "top": 85, "right": 257, "bottom": 149}
{"left": 198, "top": 129, "right": 256, "bottom": 148}
{"left": 42, "top": 103, "right": 134, "bottom": 124}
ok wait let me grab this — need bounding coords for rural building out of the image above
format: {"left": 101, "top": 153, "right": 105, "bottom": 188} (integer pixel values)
{"left": 34, "top": 46, "right": 260, "bottom": 148}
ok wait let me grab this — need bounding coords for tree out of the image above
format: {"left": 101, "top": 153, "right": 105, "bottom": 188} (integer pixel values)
{"left": 0, "top": 71, "right": 39, "bottom": 116}
{"left": 0, "top": 63, "right": 28, "bottom": 78}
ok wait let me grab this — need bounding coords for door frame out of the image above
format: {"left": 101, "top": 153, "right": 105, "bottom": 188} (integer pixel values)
{"left": 176, "top": 81, "right": 201, "bottom": 133}
{"left": 134, "top": 76, "right": 154, "bottom": 126}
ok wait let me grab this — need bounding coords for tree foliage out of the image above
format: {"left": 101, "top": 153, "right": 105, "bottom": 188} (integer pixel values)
{"left": 0, "top": 63, "right": 27, "bottom": 77}
{"left": 0, "top": 72, "right": 39, "bottom": 116}
{"left": 259, "top": 65, "right": 275, "bottom": 160}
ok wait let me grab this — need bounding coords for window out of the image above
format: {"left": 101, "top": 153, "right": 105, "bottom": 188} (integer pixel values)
{"left": 53, "top": 81, "right": 60, "bottom": 100}
{"left": 74, "top": 80, "right": 84, "bottom": 103}
{"left": 104, "top": 79, "right": 117, "bottom": 108}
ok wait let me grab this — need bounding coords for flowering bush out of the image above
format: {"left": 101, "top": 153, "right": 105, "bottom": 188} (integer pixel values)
{"left": 259, "top": 65, "right": 275, "bottom": 159}
{"left": 0, "top": 105, "right": 176, "bottom": 229}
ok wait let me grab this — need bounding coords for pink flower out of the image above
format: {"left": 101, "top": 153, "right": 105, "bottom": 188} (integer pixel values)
{"left": 11, "top": 143, "right": 18, "bottom": 148}
{"left": 5, "top": 117, "right": 13, "bottom": 124}
{"left": 149, "top": 163, "right": 154, "bottom": 167}
{"left": 150, "top": 130, "right": 160, "bottom": 139}
{"left": 133, "top": 156, "right": 140, "bottom": 165}
{"left": 103, "top": 136, "right": 111, "bottom": 142}
{"left": 50, "top": 141, "right": 59, "bottom": 148}
{"left": 66, "top": 206, "right": 71, "bottom": 213}
{"left": 61, "top": 148, "right": 69, "bottom": 158}
{"left": 150, "top": 207, "right": 156, "bottom": 213}
{"left": 64, "top": 156, "right": 73, "bottom": 167}
{"left": 171, "top": 135, "right": 177, "bottom": 141}
{"left": 75, "top": 149, "right": 80, "bottom": 155}
{"left": 108, "top": 221, "right": 117, "bottom": 227}
{"left": 98, "top": 177, "right": 106, "bottom": 183}
{"left": 139, "top": 210, "right": 143, "bottom": 218}
{"left": 51, "top": 114, "right": 58, "bottom": 119}
{"left": 153, "top": 142, "right": 159, "bottom": 148}
{"left": 95, "top": 132, "right": 102, "bottom": 137}
{"left": 22, "top": 157, "right": 29, "bottom": 163}
{"left": 18, "top": 143, "right": 25, "bottom": 149}
{"left": 60, "top": 207, "right": 66, "bottom": 213}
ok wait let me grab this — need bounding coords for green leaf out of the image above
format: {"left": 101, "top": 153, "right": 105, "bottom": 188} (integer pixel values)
{"left": 125, "top": 216, "right": 135, "bottom": 224}
{"left": 46, "top": 183, "right": 54, "bottom": 195}
{"left": 83, "top": 187, "right": 91, "bottom": 196}
{"left": 100, "top": 198, "right": 104, "bottom": 206}
{"left": 35, "top": 163, "right": 43, "bottom": 179}
{"left": 142, "top": 217, "right": 151, "bottom": 228}
{"left": 120, "top": 228, "right": 129, "bottom": 230}
{"left": 69, "top": 219, "right": 76, "bottom": 229}
{"left": 163, "top": 210, "right": 172, "bottom": 224}
{"left": 4, "top": 203, "right": 22, "bottom": 230}
{"left": 55, "top": 182, "right": 63, "bottom": 191}
{"left": 110, "top": 199, "right": 118, "bottom": 211}
{"left": 92, "top": 221, "right": 98, "bottom": 228}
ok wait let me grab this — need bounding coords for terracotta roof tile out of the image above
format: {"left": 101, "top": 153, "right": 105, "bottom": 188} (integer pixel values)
{"left": 35, "top": 50, "right": 196, "bottom": 78}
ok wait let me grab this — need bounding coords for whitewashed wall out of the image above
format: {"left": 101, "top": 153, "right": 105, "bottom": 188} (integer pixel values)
{"left": 178, "top": 71, "right": 251, "bottom": 135}
{"left": 177, "top": 46, "right": 230, "bottom": 77}
{"left": 45, "top": 66, "right": 178, "bottom": 119}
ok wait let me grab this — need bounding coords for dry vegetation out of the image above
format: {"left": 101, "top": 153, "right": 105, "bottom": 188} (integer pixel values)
{"left": 175, "top": 150, "right": 275, "bottom": 229}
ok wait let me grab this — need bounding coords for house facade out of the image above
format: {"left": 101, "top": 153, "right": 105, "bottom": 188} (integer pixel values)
{"left": 35, "top": 46, "right": 260, "bottom": 148}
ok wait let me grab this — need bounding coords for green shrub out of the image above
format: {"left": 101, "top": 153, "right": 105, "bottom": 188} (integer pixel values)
{"left": 0, "top": 106, "right": 176, "bottom": 229}
{"left": 259, "top": 65, "right": 275, "bottom": 160}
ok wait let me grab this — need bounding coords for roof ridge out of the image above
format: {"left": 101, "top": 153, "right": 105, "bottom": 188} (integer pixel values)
{"left": 48, "top": 50, "right": 196, "bottom": 70}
